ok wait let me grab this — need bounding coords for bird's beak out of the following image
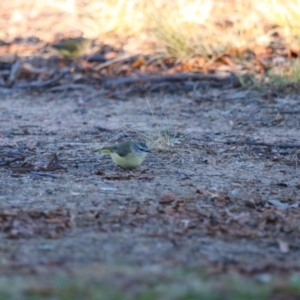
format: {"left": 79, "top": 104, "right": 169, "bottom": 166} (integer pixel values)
{"left": 99, "top": 148, "right": 112, "bottom": 154}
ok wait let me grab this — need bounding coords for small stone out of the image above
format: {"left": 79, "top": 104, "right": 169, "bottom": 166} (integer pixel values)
{"left": 159, "top": 191, "right": 176, "bottom": 204}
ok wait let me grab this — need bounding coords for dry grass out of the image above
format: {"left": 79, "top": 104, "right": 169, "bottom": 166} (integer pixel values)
{"left": 1, "top": 0, "right": 300, "bottom": 86}
{"left": 267, "top": 59, "right": 300, "bottom": 87}
{"left": 118, "top": 98, "right": 200, "bottom": 169}
{"left": 2, "top": 0, "right": 300, "bottom": 56}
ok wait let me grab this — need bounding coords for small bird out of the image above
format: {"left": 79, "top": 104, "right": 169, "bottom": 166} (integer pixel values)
{"left": 100, "top": 141, "right": 150, "bottom": 169}
{"left": 51, "top": 37, "right": 91, "bottom": 59}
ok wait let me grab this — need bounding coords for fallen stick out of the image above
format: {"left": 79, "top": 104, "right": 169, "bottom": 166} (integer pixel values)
{"left": 14, "top": 68, "right": 70, "bottom": 89}
{"left": 224, "top": 140, "right": 300, "bottom": 149}
{"left": 29, "top": 171, "right": 60, "bottom": 178}
{"left": 103, "top": 73, "right": 238, "bottom": 87}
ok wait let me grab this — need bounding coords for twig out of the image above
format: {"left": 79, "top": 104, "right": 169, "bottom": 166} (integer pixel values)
{"left": 0, "top": 156, "right": 25, "bottom": 167}
{"left": 29, "top": 171, "right": 60, "bottom": 178}
{"left": 103, "top": 73, "right": 237, "bottom": 87}
{"left": 14, "top": 68, "right": 70, "bottom": 89}
{"left": 7, "top": 59, "right": 22, "bottom": 86}
{"left": 278, "top": 110, "right": 300, "bottom": 114}
{"left": 95, "top": 54, "right": 140, "bottom": 71}
{"left": 48, "top": 83, "right": 92, "bottom": 92}
{"left": 81, "top": 90, "right": 106, "bottom": 103}
{"left": 224, "top": 140, "right": 300, "bottom": 149}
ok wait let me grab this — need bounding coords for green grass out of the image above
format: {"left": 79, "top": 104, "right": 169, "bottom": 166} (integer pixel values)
{"left": 1, "top": 267, "right": 300, "bottom": 300}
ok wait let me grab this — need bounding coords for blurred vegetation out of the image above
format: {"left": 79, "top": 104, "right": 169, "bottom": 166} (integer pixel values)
{"left": 1, "top": 0, "right": 300, "bottom": 57}
{"left": 2, "top": 0, "right": 300, "bottom": 87}
{"left": 2, "top": 266, "right": 300, "bottom": 300}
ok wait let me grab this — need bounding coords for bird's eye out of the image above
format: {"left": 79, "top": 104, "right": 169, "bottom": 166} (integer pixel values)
{"left": 138, "top": 144, "right": 149, "bottom": 152}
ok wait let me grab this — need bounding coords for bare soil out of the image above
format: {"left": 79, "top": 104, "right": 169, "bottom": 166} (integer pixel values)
{"left": 1, "top": 87, "right": 300, "bottom": 290}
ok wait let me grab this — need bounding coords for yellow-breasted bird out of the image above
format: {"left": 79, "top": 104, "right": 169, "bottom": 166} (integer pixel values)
{"left": 100, "top": 141, "right": 150, "bottom": 169}
{"left": 51, "top": 37, "right": 91, "bottom": 59}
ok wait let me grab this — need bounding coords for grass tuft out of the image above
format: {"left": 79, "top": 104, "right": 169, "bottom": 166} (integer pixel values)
{"left": 266, "top": 59, "right": 300, "bottom": 88}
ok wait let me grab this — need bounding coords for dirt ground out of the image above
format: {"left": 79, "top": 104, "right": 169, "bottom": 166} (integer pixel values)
{"left": 1, "top": 87, "right": 300, "bottom": 297}
{"left": 1, "top": 0, "right": 300, "bottom": 297}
